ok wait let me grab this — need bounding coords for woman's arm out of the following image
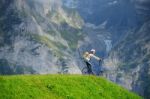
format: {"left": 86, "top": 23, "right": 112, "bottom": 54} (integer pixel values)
{"left": 90, "top": 54, "right": 101, "bottom": 60}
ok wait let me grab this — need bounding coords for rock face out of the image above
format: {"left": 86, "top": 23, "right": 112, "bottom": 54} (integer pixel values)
{"left": 102, "top": 0, "right": 150, "bottom": 98}
{"left": 0, "top": 0, "right": 84, "bottom": 74}
{"left": 104, "top": 20, "right": 150, "bottom": 98}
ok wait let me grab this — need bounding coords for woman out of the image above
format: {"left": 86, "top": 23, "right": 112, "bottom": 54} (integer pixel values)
{"left": 83, "top": 49, "right": 101, "bottom": 74}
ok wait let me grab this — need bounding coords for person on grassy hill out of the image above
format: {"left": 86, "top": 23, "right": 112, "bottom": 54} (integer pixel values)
{"left": 83, "top": 49, "right": 102, "bottom": 74}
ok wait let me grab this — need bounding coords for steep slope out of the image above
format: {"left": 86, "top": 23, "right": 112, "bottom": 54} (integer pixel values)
{"left": 0, "top": 75, "right": 142, "bottom": 99}
{"left": 0, "top": 0, "right": 84, "bottom": 74}
{"left": 103, "top": 0, "right": 150, "bottom": 98}
{"left": 104, "top": 20, "right": 150, "bottom": 99}
{"left": 64, "top": 0, "right": 140, "bottom": 43}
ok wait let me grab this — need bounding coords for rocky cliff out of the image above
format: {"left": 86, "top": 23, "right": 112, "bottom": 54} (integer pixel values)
{"left": 0, "top": 0, "right": 84, "bottom": 74}
{"left": 103, "top": 0, "right": 150, "bottom": 98}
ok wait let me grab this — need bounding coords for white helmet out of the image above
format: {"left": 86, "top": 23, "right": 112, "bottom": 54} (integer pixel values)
{"left": 91, "top": 49, "right": 95, "bottom": 52}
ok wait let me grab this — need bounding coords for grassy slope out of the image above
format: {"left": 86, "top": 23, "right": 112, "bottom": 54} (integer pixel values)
{"left": 0, "top": 75, "right": 142, "bottom": 99}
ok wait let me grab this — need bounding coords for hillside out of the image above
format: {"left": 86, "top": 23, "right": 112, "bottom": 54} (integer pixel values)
{"left": 0, "top": 75, "right": 141, "bottom": 99}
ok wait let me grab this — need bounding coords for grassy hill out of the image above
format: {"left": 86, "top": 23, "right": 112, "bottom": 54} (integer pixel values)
{"left": 0, "top": 75, "right": 142, "bottom": 99}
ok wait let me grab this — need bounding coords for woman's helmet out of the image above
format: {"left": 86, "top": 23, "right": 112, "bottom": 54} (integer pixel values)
{"left": 90, "top": 49, "right": 96, "bottom": 53}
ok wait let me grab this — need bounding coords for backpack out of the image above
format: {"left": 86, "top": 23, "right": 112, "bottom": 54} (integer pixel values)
{"left": 83, "top": 51, "right": 89, "bottom": 60}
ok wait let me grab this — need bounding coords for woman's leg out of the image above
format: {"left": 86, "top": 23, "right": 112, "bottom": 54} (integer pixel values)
{"left": 86, "top": 62, "right": 93, "bottom": 74}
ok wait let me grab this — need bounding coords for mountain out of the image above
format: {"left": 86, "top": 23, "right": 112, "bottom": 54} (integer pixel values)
{"left": 0, "top": 0, "right": 84, "bottom": 74}
{"left": 104, "top": 20, "right": 150, "bottom": 98}
{"left": 0, "top": 75, "right": 142, "bottom": 99}
{"left": 102, "top": 0, "right": 150, "bottom": 98}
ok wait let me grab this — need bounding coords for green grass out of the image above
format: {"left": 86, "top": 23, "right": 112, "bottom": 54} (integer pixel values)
{"left": 0, "top": 75, "right": 142, "bottom": 99}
